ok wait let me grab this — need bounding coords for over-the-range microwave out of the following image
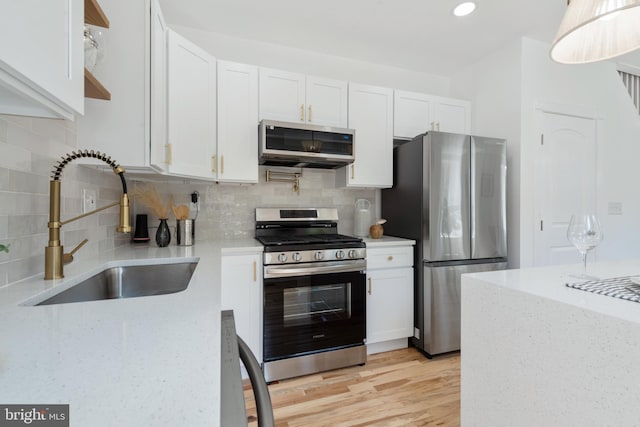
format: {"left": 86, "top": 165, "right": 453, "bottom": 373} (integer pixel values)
{"left": 258, "top": 120, "right": 355, "bottom": 169}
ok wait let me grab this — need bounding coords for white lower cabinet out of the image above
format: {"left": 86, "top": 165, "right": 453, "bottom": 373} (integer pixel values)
{"left": 366, "top": 244, "right": 414, "bottom": 352}
{"left": 220, "top": 252, "right": 263, "bottom": 373}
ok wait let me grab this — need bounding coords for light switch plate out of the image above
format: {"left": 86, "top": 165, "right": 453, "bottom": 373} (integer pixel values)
{"left": 608, "top": 201, "right": 623, "bottom": 215}
{"left": 83, "top": 189, "right": 97, "bottom": 214}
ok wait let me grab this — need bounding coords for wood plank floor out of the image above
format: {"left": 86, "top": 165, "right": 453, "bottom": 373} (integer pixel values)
{"left": 244, "top": 348, "right": 460, "bottom": 427}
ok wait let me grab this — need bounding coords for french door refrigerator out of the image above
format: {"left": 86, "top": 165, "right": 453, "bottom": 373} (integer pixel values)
{"left": 382, "top": 131, "right": 507, "bottom": 356}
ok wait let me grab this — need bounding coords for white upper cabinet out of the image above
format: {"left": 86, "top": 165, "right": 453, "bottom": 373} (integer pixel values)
{"left": 149, "top": 0, "right": 168, "bottom": 172}
{"left": 394, "top": 90, "right": 471, "bottom": 139}
{"left": 216, "top": 60, "right": 259, "bottom": 183}
{"left": 0, "top": 0, "right": 84, "bottom": 119}
{"left": 259, "top": 67, "right": 348, "bottom": 127}
{"left": 432, "top": 96, "right": 471, "bottom": 134}
{"left": 305, "top": 76, "right": 348, "bottom": 127}
{"left": 259, "top": 68, "right": 305, "bottom": 123}
{"left": 336, "top": 83, "right": 393, "bottom": 188}
{"left": 393, "top": 90, "right": 435, "bottom": 140}
{"left": 166, "top": 29, "right": 216, "bottom": 180}
{"left": 78, "top": 0, "right": 165, "bottom": 171}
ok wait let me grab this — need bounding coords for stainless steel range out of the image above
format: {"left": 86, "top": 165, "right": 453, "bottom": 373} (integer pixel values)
{"left": 255, "top": 207, "right": 367, "bottom": 382}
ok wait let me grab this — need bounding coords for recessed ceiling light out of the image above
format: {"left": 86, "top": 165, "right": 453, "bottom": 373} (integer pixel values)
{"left": 453, "top": 2, "right": 477, "bottom": 17}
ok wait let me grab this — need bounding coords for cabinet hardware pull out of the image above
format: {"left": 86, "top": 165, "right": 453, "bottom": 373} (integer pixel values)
{"left": 351, "top": 164, "right": 355, "bottom": 179}
{"left": 166, "top": 144, "right": 172, "bottom": 165}
{"left": 221, "top": 155, "right": 224, "bottom": 174}
{"left": 308, "top": 105, "right": 312, "bottom": 122}
{"left": 368, "top": 277, "right": 372, "bottom": 295}
{"left": 387, "top": 255, "right": 393, "bottom": 261}
{"left": 300, "top": 104, "right": 305, "bottom": 121}
{"left": 253, "top": 260, "right": 257, "bottom": 282}
{"left": 211, "top": 155, "right": 217, "bottom": 172}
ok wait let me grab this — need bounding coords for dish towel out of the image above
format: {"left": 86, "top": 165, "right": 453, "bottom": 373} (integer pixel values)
{"left": 566, "top": 276, "right": 640, "bottom": 303}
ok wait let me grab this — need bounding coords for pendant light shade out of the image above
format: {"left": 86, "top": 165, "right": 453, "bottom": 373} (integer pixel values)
{"left": 550, "top": 0, "right": 640, "bottom": 64}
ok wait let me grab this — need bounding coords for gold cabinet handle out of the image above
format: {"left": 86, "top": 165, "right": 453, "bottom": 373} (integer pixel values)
{"left": 308, "top": 105, "right": 312, "bottom": 122}
{"left": 221, "top": 155, "right": 224, "bottom": 175}
{"left": 368, "top": 277, "right": 372, "bottom": 295}
{"left": 253, "top": 260, "right": 257, "bottom": 282}
{"left": 387, "top": 255, "right": 393, "bottom": 261}
{"left": 300, "top": 104, "right": 305, "bottom": 121}
{"left": 211, "top": 155, "right": 217, "bottom": 172}
{"left": 166, "top": 143, "right": 172, "bottom": 165}
{"left": 351, "top": 164, "right": 355, "bottom": 179}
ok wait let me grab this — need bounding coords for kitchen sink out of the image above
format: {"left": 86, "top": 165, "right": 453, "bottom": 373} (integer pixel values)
{"left": 36, "top": 262, "right": 198, "bottom": 305}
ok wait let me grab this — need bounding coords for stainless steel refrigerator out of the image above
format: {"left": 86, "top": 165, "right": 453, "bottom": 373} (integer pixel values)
{"left": 382, "top": 131, "right": 507, "bottom": 357}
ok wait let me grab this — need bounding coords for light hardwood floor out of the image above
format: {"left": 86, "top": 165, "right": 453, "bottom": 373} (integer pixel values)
{"left": 244, "top": 348, "right": 460, "bottom": 427}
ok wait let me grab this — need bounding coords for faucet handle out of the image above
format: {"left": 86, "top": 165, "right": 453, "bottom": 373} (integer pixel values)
{"left": 63, "top": 238, "right": 89, "bottom": 264}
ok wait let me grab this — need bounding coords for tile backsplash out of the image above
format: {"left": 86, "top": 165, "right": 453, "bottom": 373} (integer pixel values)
{"left": 131, "top": 168, "right": 378, "bottom": 243}
{"left": 0, "top": 114, "right": 377, "bottom": 287}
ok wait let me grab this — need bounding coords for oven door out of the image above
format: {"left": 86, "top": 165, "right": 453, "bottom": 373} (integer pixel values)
{"left": 263, "top": 270, "right": 366, "bottom": 362}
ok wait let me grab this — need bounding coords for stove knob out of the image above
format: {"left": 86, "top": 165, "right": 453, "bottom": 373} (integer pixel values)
{"left": 278, "top": 253, "right": 287, "bottom": 262}
{"left": 336, "top": 250, "right": 345, "bottom": 260}
{"left": 314, "top": 251, "right": 325, "bottom": 261}
{"left": 293, "top": 252, "right": 302, "bottom": 262}
{"left": 348, "top": 249, "right": 358, "bottom": 259}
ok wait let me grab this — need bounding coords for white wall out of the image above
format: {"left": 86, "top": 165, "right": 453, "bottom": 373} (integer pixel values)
{"left": 173, "top": 26, "right": 452, "bottom": 96}
{"left": 451, "top": 40, "right": 523, "bottom": 267}
{"left": 453, "top": 36, "right": 640, "bottom": 268}
{"left": 520, "top": 37, "right": 640, "bottom": 265}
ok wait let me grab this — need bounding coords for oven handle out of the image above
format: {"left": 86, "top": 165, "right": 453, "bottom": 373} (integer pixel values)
{"left": 264, "top": 260, "right": 366, "bottom": 278}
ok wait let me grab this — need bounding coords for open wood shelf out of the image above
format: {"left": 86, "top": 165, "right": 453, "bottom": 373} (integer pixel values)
{"left": 84, "top": 68, "right": 111, "bottom": 100}
{"left": 85, "top": 0, "right": 110, "bottom": 28}
{"left": 84, "top": 0, "right": 110, "bottom": 100}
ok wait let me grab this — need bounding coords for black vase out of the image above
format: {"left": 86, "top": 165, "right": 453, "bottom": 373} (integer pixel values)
{"left": 155, "top": 218, "right": 171, "bottom": 247}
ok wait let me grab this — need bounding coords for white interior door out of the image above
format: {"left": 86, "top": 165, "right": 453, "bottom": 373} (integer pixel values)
{"left": 534, "top": 111, "right": 597, "bottom": 266}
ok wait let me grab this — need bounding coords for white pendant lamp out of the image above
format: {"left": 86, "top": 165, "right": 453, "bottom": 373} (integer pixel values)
{"left": 550, "top": 0, "right": 640, "bottom": 64}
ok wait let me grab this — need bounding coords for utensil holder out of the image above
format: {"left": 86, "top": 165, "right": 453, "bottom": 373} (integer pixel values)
{"left": 176, "top": 219, "right": 195, "bottom": 246}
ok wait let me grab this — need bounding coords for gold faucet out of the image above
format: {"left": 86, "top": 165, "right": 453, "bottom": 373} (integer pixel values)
{"left": 45, "top": 150, "right": 132, "bottom": 280}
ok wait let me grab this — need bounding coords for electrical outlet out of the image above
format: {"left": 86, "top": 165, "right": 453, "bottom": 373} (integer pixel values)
{"left": 83, "top": 189, "right": 97, "bottom": 214}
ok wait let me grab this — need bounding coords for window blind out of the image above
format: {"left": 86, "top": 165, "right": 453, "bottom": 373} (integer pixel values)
{"left": 618, "top": 69, "right": 640, "bottom": 116}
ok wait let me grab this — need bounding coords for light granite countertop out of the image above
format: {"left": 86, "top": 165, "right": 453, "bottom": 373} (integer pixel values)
{"left": 362, "top": 235, "right": 416, "bottom": 247}
{"left": 461, "top": 258, "right": 640, "bottom": 427}
{"left": 0, "top": 238, "right": 263, "bottom": 427}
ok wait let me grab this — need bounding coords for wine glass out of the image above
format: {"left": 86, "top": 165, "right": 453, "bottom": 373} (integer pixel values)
{"left": 566, "top": 214, "right": 603, "bottom": 276}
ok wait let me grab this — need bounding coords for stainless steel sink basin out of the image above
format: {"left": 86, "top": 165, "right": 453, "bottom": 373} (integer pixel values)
{"left": 36, "top": 262, "right": 197, "bottom": 305}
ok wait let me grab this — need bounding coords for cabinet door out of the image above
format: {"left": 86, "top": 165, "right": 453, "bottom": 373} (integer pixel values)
{"left": 149, "top": 0, "right": 168, "bottom": 172}
{"left": 393, "top": 90, "right": 433, "bottom": 140}
{"left": 366, "top": 267, "right": 414, "bottom": 344}
{"left": 339, "top": 83, "right": 393, "bottom": 188}
{"left": 305, "top": 76, "right": 348, "bottom": 127}
{"left": 258, "top": 67, "right": 305, "bottom": 123}
{"left": 0, "top": 0, "right": 83, "bottom": 118}
{"left": 221, "top": 254, "right": 262, "bottom": 364}
{"left": 217, "top": 61, "right": 259, "bottom": 183}
{"left": 433, "top": 96, "right": 471, "bottom": 134}
{"left": 166, "top": 29, "right": 216, "bottom": 179}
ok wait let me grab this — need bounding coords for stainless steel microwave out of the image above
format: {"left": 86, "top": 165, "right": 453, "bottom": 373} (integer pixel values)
{"left": 258, "top": 120, "right": 355, "bottom": 169}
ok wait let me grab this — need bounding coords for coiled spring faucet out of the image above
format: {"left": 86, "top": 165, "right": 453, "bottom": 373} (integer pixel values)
{"left": 45, "top": 150, "right": 131, "bottom": 280}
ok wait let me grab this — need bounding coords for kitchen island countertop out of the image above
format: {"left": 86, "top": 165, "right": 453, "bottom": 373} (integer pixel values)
{"left": 0, "top": 239, "right": 262, "bottom": 427}
{"left": 461, "top": 259, "right": 640, "bottom": 427}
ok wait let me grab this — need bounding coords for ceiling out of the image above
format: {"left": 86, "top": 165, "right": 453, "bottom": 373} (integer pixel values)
{"left": 159, "top": 0, "right": 640, "bottom": 77}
